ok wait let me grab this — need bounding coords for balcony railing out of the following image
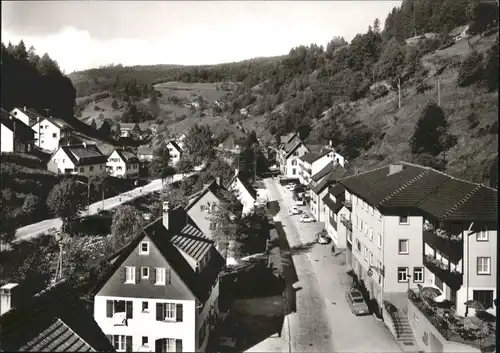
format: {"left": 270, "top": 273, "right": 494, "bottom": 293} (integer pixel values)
{"left": 423, "top": 230, "right": 463, "bottom": 263}
{"left": 343, "top": 199, "right": 352, "bottom": 211}
{"left": 407, "top": 291, "right": 494, "bottom": 349}
{"left": 340, "top": 215, "right": 352, "bottom": 231}
{"left": 329, "top": 215, "right": 337, "bottom": 230}
{"left": 423, "top": 254, "right": 463, "bottom": 290}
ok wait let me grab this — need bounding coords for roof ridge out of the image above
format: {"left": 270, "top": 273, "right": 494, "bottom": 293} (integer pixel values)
{"left": 341, "top": 164, "right": 388, "bottom": 180}
{"left": 378, "top": 169, "right": 430, "bottom": 207}
{"left": 441, "top": 183, "right": 483, "bottom": 220}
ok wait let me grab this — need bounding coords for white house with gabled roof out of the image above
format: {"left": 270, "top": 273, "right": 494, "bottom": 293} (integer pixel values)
{"left": 31, "top": 116, "right": 73, "bottom": 152}
{"left": 107, "top": 149, "right": 140, "bottom": 179}
{"left": 91, "top": 203, "right": 224, "bottom": 352}
{"left": 47, "top": 143, "right": 107, "bottom": 177}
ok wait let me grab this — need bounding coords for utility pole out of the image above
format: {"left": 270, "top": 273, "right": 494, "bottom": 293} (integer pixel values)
{"left": 437, "top": 76, "right": 441, "bottom": 106}
{"left": 397, "top": 77, "right": 401, "bottom": 109}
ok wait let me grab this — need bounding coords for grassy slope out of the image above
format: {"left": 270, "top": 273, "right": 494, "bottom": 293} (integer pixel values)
{"left": 309, "top": 33, "right": 498, "bottom": 182}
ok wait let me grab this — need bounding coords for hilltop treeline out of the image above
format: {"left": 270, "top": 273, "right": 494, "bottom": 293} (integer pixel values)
{"left": 1, "top": 41, "right": 76, "bottom": 118}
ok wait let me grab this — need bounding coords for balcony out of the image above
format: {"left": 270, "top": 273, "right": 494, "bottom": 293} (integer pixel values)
{"left": 407, "top": 290, "right": 495, "bottom": 350}
{"left": 343, "top": 199, "right": 352, "bottom": 211}
{"left": 423, "top": 230, "right": 463, "bottom": 263}
{"left": 340, "top": 215, "right": 352, "bottom": 231}
{"left": 329, "top": 215, "right": 337, "bottom": 230}
{"left": 423, "top": 254, "right": 463, "bottom": 290}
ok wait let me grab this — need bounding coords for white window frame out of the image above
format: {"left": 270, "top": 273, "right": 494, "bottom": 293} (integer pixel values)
{"left": 370, "top": 206, "right": 374, "bottom": 215}
{"left": 163, "top": 338, "right": 176, "bottom": 352}
{"left": 413, "top": 267, "right": 424, "bottom": 283}
{"left": 398, "top": 267, "right": 409, "bottom": 283}
{"left": 356, "top": 239, "right": 361, "bottom": 253}
{"left": 360, "top": 219, "right": 363, "bottom": 231}
{"left": 139, "top": 241, "right": 149, "bottom": 255}
{"left": 369, "top": 252, "right": 374, "bottom": 266}
{"left": 377, "top": 233, "right": 382, "bottom": 249}
{"left": 141, "top": 267, "right": 149, "bottom": 279}
{"left": 125, "top": 266, "right": 135, "bottom": 283}
{"left": 356, "top": 215, "right": 359, "bottom": 228}
{"left": 477, "top": 257, "right": 491, "bottom": 275}
{"left": 156, "top": 267, "right": 166, "bottom": 285}
{"left": 113, "top": 335, "right": 127, "bottom": 351}
{"left": 399, "top": 214, "right": 410, "bottom": 225}
{"left": 476, "top": 230, "right": 489, "bottom": 242}
{"left": 364, "top": 246, "right": 368, "bottom": 262}
{"left": 368, "top": 228, "right": 373, "bottom": 241}
{"left": 364, "top": 223, "right": 368, "bottom": 236}
{"left": 398, "top": 239, "right": 409, "bottom": 254}
{"left": 163, "top": 303, "right": 176, "bottom": 321}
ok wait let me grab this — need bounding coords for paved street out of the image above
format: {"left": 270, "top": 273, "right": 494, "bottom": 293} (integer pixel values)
{"left": 14, "top": 173, "right": 191, "bottom": 242}
{"left": 263, "top": 178, "right": 402, "bottom": 353}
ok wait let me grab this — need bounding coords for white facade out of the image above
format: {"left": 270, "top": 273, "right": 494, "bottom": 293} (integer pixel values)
{"left": 31, "top": 118, "right": 63, "bottom": 152}
{"left": 299, "top": 154, "right": 333, "bottom": 186}
{"left": 166, "top": 142, "right": 182, "bottom": 165}
{"left": 0, "top": 123, "right": 14, "bottom": 153}
{"left": 93, "top": 281, "right": 219, "bottom": 353}
{"left": 107, "top": 150, "right": 139, "bottom": 178}
{"left": 281, "top": 144, "right": 309, "bottom": 179}
{"left": 47, "top": 147, "right": 106, "bottom": 177}
{"left": 230, "top": 178, "right": 256, "bottom": 216}
{"left": 10, "top": 107, "right": 33, "bottom": 126}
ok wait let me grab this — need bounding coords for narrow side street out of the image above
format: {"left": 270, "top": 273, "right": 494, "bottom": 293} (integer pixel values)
{"left": 265, "top": 178, "right": 402, "bottom": 353}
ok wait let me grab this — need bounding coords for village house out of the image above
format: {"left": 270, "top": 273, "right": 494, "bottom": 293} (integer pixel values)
{"left": 107, "top": 149, "right": 140, "bottom": 179}
{"left": 228, "top": 169, "right": 258, "bottom": 216}
{"left": 322, "top": 184, "right": 351, "bottom": 251}
{"left": 166, "top": 140, "right": 183, "bottom": 165}
{"left": 138, "top": 146, "right": 155, "bottom": 162}
{"left": 1, "top": 108, "right": 35, "bottom": 153}
{"left": 10, "top": 106, "right": 45, "bottom": 126}
{"left": 276, "top": 133, "right": 309, "bottom": 179}
{"left": 297, "top": 149, "right": 336, "bottom": 186}
{"left": 217, "top": 135, "right": 242, "bottom": 153}
{"left": 308, "top": 163, "right": 347, "bottom": 222}
{"left": 31, "top": 116, "right": 74, "bottom": 152}
{"left": 91, "top": 203, "right": 224, "bottom": 352}
{"left": 120, "top": 123, "right": 141, "bottom": 138}
{"left": 0, "top": 280, "right": 115, "bottom": 352}
{"left": 47, "top": 143, "right": 107, "bottom": 177}
{"left": 337, "top": 162, "right": 497, "bottom": 351}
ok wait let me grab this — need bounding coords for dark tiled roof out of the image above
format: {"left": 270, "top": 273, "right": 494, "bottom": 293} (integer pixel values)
{"left": 329, "top": 184, "right": 345, "bottom": 198}
{"left": 1, "top": 108, "right": 35, "bottom": 141}
{"left": 60, "top": 144, "right": 107, "bottom": 167}
{"left": 137, "top": 146, "right": 154, "bottom": 155}
{"left": 0, "top": 281, "right": 115, "bottom": 352}
{"left": 311, "top": 163, "right": 334, "bottom": 182}
{"left": 229, "top": 171, "right": 257, "bottom": 200}
{"left": 91, "top": 212, "right": 224, "bottom": 303}
{"left": 280, "top": 132, "right": 297, "bottom": 144}
{"left": 114, "top": 149, "right": 140, "bottom": 163}
{"left": 311, "top": 165, "right": 347, "bottom": 194}
{"left": 284, "top": 136, "right": 303, "bottom": 155}
{"left": 299, "top": 152, "right": 319, "bottom": 164}
{"left": 120, "top": 123, "right": 140, "bottom": 130}
{"left": 322, "top": 192, "right": 345, "bottom": 214}
{"left": 340, "top": 162, "right": 498, "bottom": 222}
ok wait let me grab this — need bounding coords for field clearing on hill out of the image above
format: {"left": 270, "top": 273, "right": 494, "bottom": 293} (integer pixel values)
{"left": 167, "top": 115, "right": 246, "bottom": 139}
{"left": 81, "top": 97, "right": 125, "bottom": 125}
{"left": 154, "top": 81, "right": 234, "bottom": 102}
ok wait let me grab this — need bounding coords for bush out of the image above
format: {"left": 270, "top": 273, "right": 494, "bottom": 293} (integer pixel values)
{"left": 410, "top": 102, "right": 450, "bottom": 156}
{"left": 416, "top": 82, "right": 433, "bottom": 94}
{"left": 94, "top": 105, "right": 101, "bottom": 111}
{"left": 457, "top": 50, "right": 484, "bottom": 87}
{"left": 369, "top": 85, "right": 389, "bottom": 100}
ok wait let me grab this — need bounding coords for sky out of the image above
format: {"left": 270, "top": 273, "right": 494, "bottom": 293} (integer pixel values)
{"left": 2, "top": 1, "right": 402, "bottom": 74}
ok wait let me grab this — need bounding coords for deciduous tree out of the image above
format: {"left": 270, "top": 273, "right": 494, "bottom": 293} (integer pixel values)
{"left": 184, "top": 124, "right": 215, "bottom": 164}
{"left": 110, "top": 205, "right": 144, "bottom": 249}
{"left": 46, "top": 179, "right": 85, "bottom": 234}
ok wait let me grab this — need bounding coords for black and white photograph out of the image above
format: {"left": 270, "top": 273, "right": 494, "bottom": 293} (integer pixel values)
{"left": 0, "top": 1, "right": 497, "bottom": 352}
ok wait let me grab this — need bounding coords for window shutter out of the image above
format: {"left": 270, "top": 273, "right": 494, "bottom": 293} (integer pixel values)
{"left": 126, "top": 301, "right": 133, "bottom": 319}
{"left": 106, "top": 300, "right": 113, "bottom": 318}
{"left": 175, "top": 339, "right": 183, "bottom": 352}
{"left": 156, "top": 303, "right": 163, "bottom": 321}
{"left": 176, "top": 304, "right": 183, "bottom": 322}
{"left": 120, "top": 267, "right": 126, "bottom": 283}
{"left": 136, "top": 267, "right": 141, "bottom": 283}
{"left": 151, "top": 268, "right": 156, "bottom": 284}
{"left": 155, "top": 339, "right": 163, "bottom": 353}
{"left": 167, "top": 269, "right": 172, "bottom": 284}
{"left": 126, "top": 336, "right": 132, "bottom": 352}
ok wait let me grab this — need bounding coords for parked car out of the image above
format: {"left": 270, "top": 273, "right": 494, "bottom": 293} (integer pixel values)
{"left": 285, "top": 183, "right": 296, "bottom": 190}
{"left": 288, "top": 206, "right": 302, "bottom": 215}
{"left": 293, "top": 194, "right": 305, "bottom": 206}
{"left": 346, "top": 289, "right": 370, "bottom": 316}
{"left": 315, "top": 230, "right": 331, "bottom": 244}
{"left": 299, "top": 213, "right": 315, "bottom": 223}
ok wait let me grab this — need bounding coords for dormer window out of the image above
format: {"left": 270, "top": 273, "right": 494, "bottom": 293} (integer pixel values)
{"left": 140, "top": 241, "right": 149, "bottom": 255}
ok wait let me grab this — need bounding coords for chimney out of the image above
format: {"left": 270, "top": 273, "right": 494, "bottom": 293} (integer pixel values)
{"left": 82, "top": 141, "right": 87, "bottom": 149}
{"left": 23, "top": 106, "right": 26, "bottom": 112}
{"left": 1, "top": 283, "right": 19, "bottom": 316}
{"left": 235, "top": 168, "right": 239, "bottom": 177}
{"left": 216, "top": 176, "right": 221, "bottom": 186}
{"left": 163, "top": 201, "right": 170, "bottom": 230}
{"left": 329, "top": 140, "right": 332, "bottom": 148}
{"left": 388, "top": 164, "right": 404, "bottom": 176}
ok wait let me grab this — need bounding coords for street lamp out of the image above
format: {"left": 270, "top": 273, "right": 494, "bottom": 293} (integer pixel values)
{"left": 76, "top": 180, "right": 91, "bottom": 215}
{"left": 465, "top": 222, "right": 475, "bottom": 317}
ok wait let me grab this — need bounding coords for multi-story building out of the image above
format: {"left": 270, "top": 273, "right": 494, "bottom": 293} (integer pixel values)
{"left": 92, "top": 203, "right": 224, "bottom": 352}
{"left": 31, "top": 116, "right": 74, "bottom": 152}
{"left": 107, "top": 149, "right": 140, "bottom": 179}
{"left": 1, "top": 108, "right": 35, "bottom": 153}
{"left": 276, "top": 134, "right": 309, "bottom": 179}
{"left": 166, "top": 141, "right": 183, "bottom": 165}
{"left": 308, "top": 164, "right": 347, "bottom": 221}
{"left": 228, "top": 169, "right": 257, "bottom": 216}
{"left": 338, "top": 162, "right": 497, "bottom": 352}
{"left": 47, "top": 143, "right": 107, "bottom": 177}
{"left": 10, "top": 106, "right": 44, "bottom": 126}
{"left": 322, "top": 184, "right": 351, "bottom": 251}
